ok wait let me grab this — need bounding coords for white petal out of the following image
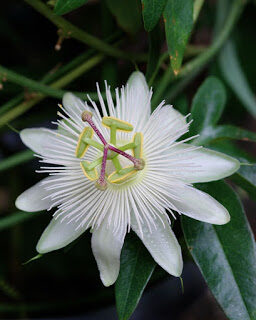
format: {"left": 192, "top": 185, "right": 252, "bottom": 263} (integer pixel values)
{"left": 123, "top": 72, "right": 151, "bottom": 130}
{"left": 127, "top": 71, "right": 149, "bottom": 98}
{"left": 143, "top": 105, "right": 187, "bottom": 148}
{"left": 15, "top": 177, "right": 54, "bottom": 212}
{"left": 171, "top": 186, "right": 230, "bottom": 225}
{"left": 164, "top": 104, "right": 187, "bottom": 130}
{"left": 131, "top": 214, "right": 183, "bottom": 277}
{"left": 171, "top": 144, "right": 240, "bottom": 183}
{"left": 20, "top": 128, "right": 55, "bottom": 155}
{"left": 36, "top": 214, "right": 89, "bottom": 254}
{"left": 63, "top": 92, "right": 87, "bottom": 118}
{"left": 91, "top": 219, "right": 126, "bottom": 287}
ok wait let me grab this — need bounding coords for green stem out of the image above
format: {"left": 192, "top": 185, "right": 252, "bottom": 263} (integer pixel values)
{"left": 23, "top": 0, "right": 146, "bottom": 62}
{"left": 0, "top": 62, "right": 100, "bottom": 102}
{"left": 0, "top": 32, "right": 119, "bottom": 117}
{"left": 0, "top": 54, "right": 104, "bottom": 128}
{"left": 0, "top": 211, "right": 41, "bottom": 232}
{"left": 0, "top": 150, "right": 34, "bottom": 172}
{"left": 0, "top": 65, "right": 74, "bottom": 99}
{"left": 152, "top": 0, "right": 246, "bottom": 106}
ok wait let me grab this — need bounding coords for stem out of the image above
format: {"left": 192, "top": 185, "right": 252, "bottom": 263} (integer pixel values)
{"left": 0, "top": 211, "right": 41, "bottom": 232}
{"left": 152, "top": 0, "right": 246, "bottom": 106}
{"left": 0, "top": 54, "right": 104, "bottom": 128}
{"left": 0, "top": 65, "right": 103, "bottom": 102}
{"left": 0, "top": 32, "right": 119, "bottom": 117}
{"left": 0, "top": 150, "right": 34, "bottom": 172}
{"left": 23, "top": 0, "right": 146, "bottom": 62}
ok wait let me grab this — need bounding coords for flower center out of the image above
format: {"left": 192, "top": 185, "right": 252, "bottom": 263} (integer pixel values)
{"left": 75, "top": 111, "right": 145, "bottom": 191}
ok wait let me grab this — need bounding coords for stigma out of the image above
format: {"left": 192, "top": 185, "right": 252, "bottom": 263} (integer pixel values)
{"left": 75, "top": 111, "right": 145, "bottom": 191}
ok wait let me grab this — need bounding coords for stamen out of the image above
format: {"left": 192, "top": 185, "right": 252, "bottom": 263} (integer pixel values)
{"left": 95, "top": 145, "right": 109, "bottom": 191}
{"left": 102, "top": 116, "right": 133, "bottom": 146}
{"left": 78, "top": 111, "right": 145, "bottom": 186}
{"left": 81, "top": 111, "right": 107, "bottom": 146}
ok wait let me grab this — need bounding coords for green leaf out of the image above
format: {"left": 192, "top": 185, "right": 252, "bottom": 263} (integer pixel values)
{"left": 206, "top": 140, "right": 256, "bottom": 201}
{"left": 163, "top": 0, "right": 193, "bottom": 74}
{"left": 54, "top": 0, "right": 89, "bottom": 15}
{"left": 232, "top": 165, "right": 256, "bottom": 201}
{"left": 146, "top": 24, "right": 161, "bottom": 82}
{"left": 141, "top": 0, "right": 167, "bottom": 32}
{"left": 211, "top": 125, "right": 256, "bottom": 142}
{"left": 115, "top": 233, "right": 156, "bottom": 320}
{"left": 106, "top": 0, "right": 142, "bottom": 35}
{"left": 189, "top": 76, "right": 226, "bottom": 137}
{"left": 219, "top": 40, "right": 256, "bottom": 118}
{"left": 182, "top": 181, "right": 256, "bottom": 320}
{"left": 193, "top": 124, "right": 256, "bottom": 146}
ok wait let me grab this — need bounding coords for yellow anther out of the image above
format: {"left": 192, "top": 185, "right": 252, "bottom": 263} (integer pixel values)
{"left": 80, "top": 161, "right": 99, "bottom": 181}
{"left": 108, "top": 166, "right": 137, "bottom": 184}
{"left": 76, "top": 127, "right": 93, "bottom": 158}
{"left": 102, "top": 117, "right": 133, "bottom": 132}
{"left": 132, "top": 132, "right": 143, "bottom": 158}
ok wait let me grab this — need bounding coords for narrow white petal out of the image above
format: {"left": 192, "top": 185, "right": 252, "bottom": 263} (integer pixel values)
{"left": 36, "top": 214, "right": 89, "bottom": 254}
{"left": 127, "top": 71, "right": 149, "bottom": 98}
{"left": 171, "top": 186, "right": 230, "bottom": 225}
{"left": 143, "top": 105, "right": 188, "bottom": 150}
{"left": 123, "top": 71, "right": 151, "bottom": 130}
{"left": 131, "top": 214, "right": 183, "bottom": 277}
{"left": 20, "top": 128, "right": 55, "bottom": 155}
{"left": 62, "top": 92, "right": 86, "bottom": 116}
{"left": 15, "top": 177, "right": 54, "bottom": 212}
{"left": 164, "top": 104, "right": 187, "bottom": 130}
{"left": 91, "top": 219, "right": 126, "bottom": 287}
{"left": 171, "top": 144, "right": 240, "bottom": 183}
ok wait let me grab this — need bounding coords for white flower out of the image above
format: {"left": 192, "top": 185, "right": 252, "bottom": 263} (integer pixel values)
{"left": 15, "top": 72, "right": 240, "bottom": 286}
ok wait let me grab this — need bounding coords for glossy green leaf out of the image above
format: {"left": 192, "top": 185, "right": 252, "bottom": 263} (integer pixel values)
{"left": 115, "top": 233, "right": 156, "bottom": 320}
{"left": 193, "top": 124, "right": 256, "bottom": 146}
{"left": 233, "top": 165, "right": 256, "bottom": 201}
{"left": 182, "top": 181, "right": 256, "bottom": 320}
{"left": 206, "top": 140, "right": 256, "bottom": 201}
{"left": 54, "top": 0, "right": 89, "bottom": 15}
{"left": 141, "top": 0, "right": 167, "bottom": 32}
{"left": 106, "top": 0, "right": 142, "bottom": 35}
{"left": 146, "top": 24, "right": 161, "bottom": 82}
{"left": 211, "top": 125, "right": 256, "bottom": 142}
{"left": 163, "top": 0, "right": 193, "bottom": 74}
{"left": 189, "top": 76, "right": 226, "bottom": 137}
{"left": 219, "top": 40, "right": 256, "bottom": 118}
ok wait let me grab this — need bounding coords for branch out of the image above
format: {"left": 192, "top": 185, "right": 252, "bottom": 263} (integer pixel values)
{"left": 23, "top": 0, "right": 146, "bottom": 62}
